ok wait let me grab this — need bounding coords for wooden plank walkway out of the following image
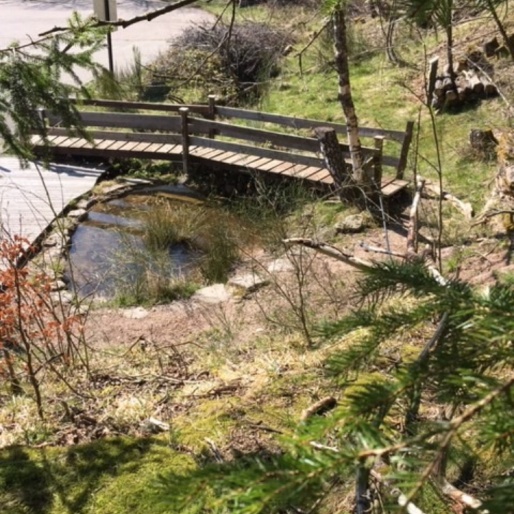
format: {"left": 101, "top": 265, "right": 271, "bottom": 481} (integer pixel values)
{"left": 0, "top": 157, "right": 105, "bottom": 244}
{"left": 32, "top": 134, "right": 409, "bottom": 198}
{"left": 30, "top": 99, "right": 413, "bottom": 200}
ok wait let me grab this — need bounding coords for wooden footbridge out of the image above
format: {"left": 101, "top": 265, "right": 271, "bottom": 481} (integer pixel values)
{"left": 31, "top": 97, "right": 413, "bottom": 198}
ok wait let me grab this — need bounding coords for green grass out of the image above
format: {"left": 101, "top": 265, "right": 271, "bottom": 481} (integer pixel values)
{"left": 0, "top": 437, "right": 196, "bottom": 514}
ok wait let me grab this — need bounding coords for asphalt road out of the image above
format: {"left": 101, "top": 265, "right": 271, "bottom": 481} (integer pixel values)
{"left": 0, "top": 0, "right": 211, "bottom": 80}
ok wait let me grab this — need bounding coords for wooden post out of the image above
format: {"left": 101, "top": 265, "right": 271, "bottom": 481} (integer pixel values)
{"left": 208, "top": 94, "right": 216, "bottom": 139}
{"left": 179, "top": 107, "right": 190, "bottom": 175}
{"left": 314, "top": 127, "right": 348, "bottom": 197}
{"left": 373, "top": 135, "right": 384, "bottom": 189}
{"left": 397, "top": 120, "right": 414, "bottom": 179}
{"left": 36, "top": 108, "right": 47, "bottom": 132}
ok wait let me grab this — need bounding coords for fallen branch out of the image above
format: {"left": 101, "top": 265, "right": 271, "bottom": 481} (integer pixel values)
{"left": 359, "top": 242, "right": 405, "bottom": 259}
{"left": 422, "top": 181, "right": 474, "bottom": 219}
{"left": 282, "top": 238, "right": 373, "bottom": 271}
{"left": 301, "top": 396, "right": 337, "bottom": 421}
{"left": 438, "top": 479, "right": 488, "bottom": 513}
{"left": 370, "top": 470, "right": 426, "bottom": 514}
{"left": 406, "top": 178, "right": 426, "bottom": 257}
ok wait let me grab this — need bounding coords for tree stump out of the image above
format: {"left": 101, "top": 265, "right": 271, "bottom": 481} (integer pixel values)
{"left": 469, "top": 129, "right": 498, "bottom": 156}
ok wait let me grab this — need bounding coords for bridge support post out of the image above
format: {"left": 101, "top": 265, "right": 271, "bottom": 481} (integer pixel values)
{"left": 208, "top": 95, "right": 217, "bottom": 140}
{"left": 179, "top": 107, "right": 190, "bottom": 175}
{"left": 373, "top": 135, "right": 384, "bottom": 187}
{"left": 314, "top": 127, "right": 348, "bottom": 200}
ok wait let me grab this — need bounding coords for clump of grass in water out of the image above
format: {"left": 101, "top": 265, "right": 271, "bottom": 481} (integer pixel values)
{"left": 143, "top": 202, "right": 206, "bottom": 252}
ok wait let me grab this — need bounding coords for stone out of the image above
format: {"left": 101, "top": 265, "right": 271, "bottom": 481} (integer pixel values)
{"left": 76, "top": 198, "right": 95, "bottom": 210}
{"left": 68, "top": 208, "right": 88, "bottom": 221}
{"left": 335, "top": 213, "right": 368, "bottom": 234}
{"left": 227, "top": 273, "right": 269, "bottom": 296}
{"left": 267, "top": 258, "right": 294, "bottom": 274}
{"left": 141, "top": 417, "right": 170, "bottom": 434}
{"left": 43, "top": 232, "right": 65, "bottom": 248}
{"left": 50, "top": 291, "right": 74, "bottom": 305}
{"left": 194, "top": 284, "right": 231, "bottom": 304}
{"left": 51, "top": 280, "right": 67, "bottom": 291}
{"left": 122, "top": 307, "right": 149, "bottom": 319}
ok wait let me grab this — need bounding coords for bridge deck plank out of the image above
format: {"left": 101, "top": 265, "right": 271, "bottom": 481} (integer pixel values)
{"left": 95, "top": 139, "right": 118, "bottom": 150}
{"left": 159, "top": 144, "right": 180, "bottom": 154}
{"left": 255, "top": 159, "right": 289, "bottom": 172}
{"left": 31, "top": 137, "right": 409, "bottom": 197}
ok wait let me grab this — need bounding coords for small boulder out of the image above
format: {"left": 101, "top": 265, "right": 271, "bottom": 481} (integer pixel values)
{"left": 228, "top": 273, "right": 269, "bottom": 297}
{"left": 194, "top": 284, "right": 231, "bottom": 304}
{"left": 267, "top": 258, "right": 294, "bottom": 274}
{"left": 68, "top": 208, "right": 88, "bottom": 222}
{"left": 122, "top": 307, "right": 149, "bottom": 319}
{"left": 336, "top": 213, "right": 368, "bottom": 234}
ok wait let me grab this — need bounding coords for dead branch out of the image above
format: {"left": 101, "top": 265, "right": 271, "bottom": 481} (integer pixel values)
{"left": 300, "top": 396, "right": 337, "bottom": 421}
{"left": 359, "top": 242, "right": 405, "bottom": 258}
{"left": 370, "top": 470, "right": 426, "bottom": 514}
{"left": 407, "top": 178, "right": 426, "bottom": 257}
{"left": 282, "top": 238, "right": 373, "bottom": 271}
{"left": 422, "top": 180, "right": 474, "bottom": 219}
{"left": 438, "top": 479, "right": 488, "bottom": 513}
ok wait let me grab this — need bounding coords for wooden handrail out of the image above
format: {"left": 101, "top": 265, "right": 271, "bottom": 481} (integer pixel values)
{"left": 43, "top": 98, "right": 413, "bottom": 179}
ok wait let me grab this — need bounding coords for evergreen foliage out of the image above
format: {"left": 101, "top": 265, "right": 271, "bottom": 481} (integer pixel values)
{"left": 157, "top": 259, "right": 514, "bottom": 512}
{"left": 0, "top": 13, "right": 106, "bottom": 160}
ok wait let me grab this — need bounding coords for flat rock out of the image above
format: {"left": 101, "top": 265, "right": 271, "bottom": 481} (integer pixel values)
{"left": 122, "top": 307, "right": 150, "bottom": 319}
{"left": 50, "top": 291, "right": 74, "bottom": 305}
{"left": 43, "top": 232, "right": 66, "bottom": 248}
{"left": 335, "top": 213, "right": 369, "bottom": 234}
{"left": 68, "top": 208, "right": 88, "bottom": 221}
{"left": 194, "top": 284, "right": 231, "bottom": 304}
{"left": 227, "top": 273, "right": 269, "bottom": 296}
{"left": 267, "top": 258, "right": 294, "bottom": 274}
{"left": 51, "top": 280, "right": 67, "bottom": 291}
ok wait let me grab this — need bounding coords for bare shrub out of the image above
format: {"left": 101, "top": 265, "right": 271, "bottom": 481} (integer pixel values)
{"left": 148, "top": 22, "right": 293, "bottom": 104}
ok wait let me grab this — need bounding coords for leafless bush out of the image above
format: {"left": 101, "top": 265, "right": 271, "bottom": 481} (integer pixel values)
{"left": 149, "top": 22, "right": 292, "bottom": 104}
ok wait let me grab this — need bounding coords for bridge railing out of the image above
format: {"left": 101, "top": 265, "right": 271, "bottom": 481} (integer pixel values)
{"left": 69, "top": 96, "right": 413, "bottom": 179}
{"left": 40, "top": 97, "right": 412, "bottom": 186}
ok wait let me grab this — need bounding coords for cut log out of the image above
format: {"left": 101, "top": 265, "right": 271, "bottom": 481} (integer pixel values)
{"left": 434, "top": 79, "right": 445, "bottom": 98}
{"left": 484, "top": 36, "right": 500, "bottom": 57}
{"left": 441, "top": 76, "right": 453, "bottom": 91}
{"left": 482, "top": 76, "right": 499, "bottom": 97}
{"left": 444, "top": 89, "right": 459, "bottom": 109}
{"left": 464, "top": 70, "right": 485, "bottom": 95}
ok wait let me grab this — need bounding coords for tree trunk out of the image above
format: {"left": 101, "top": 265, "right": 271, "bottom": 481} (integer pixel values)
{"left": 445, "top": 22, "right": 457, "bottom": 94}
{"left": 332, "top": 7, "right": 367, "bottom": 187}
{"left": 485, "top": 0, "right": 514, "bottom": 61}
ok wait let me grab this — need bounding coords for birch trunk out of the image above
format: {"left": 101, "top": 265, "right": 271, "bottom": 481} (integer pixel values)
{"left": 332, "top": 7, "right": 367, "bottom": 187}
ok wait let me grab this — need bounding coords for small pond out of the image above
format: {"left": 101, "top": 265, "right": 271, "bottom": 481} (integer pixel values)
{"left": 65, "top": 185, "right": 204, "bottom": 300}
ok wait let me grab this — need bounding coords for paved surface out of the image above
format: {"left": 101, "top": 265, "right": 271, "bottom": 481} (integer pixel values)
{"left": 0, "top": 0, "right": 211, "bottom": 81}
{"left": 0, "top": 157, "right": 104, "bottom": 243}
{"left": 0, "top": 0, "right": 210, "bottom": 244}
